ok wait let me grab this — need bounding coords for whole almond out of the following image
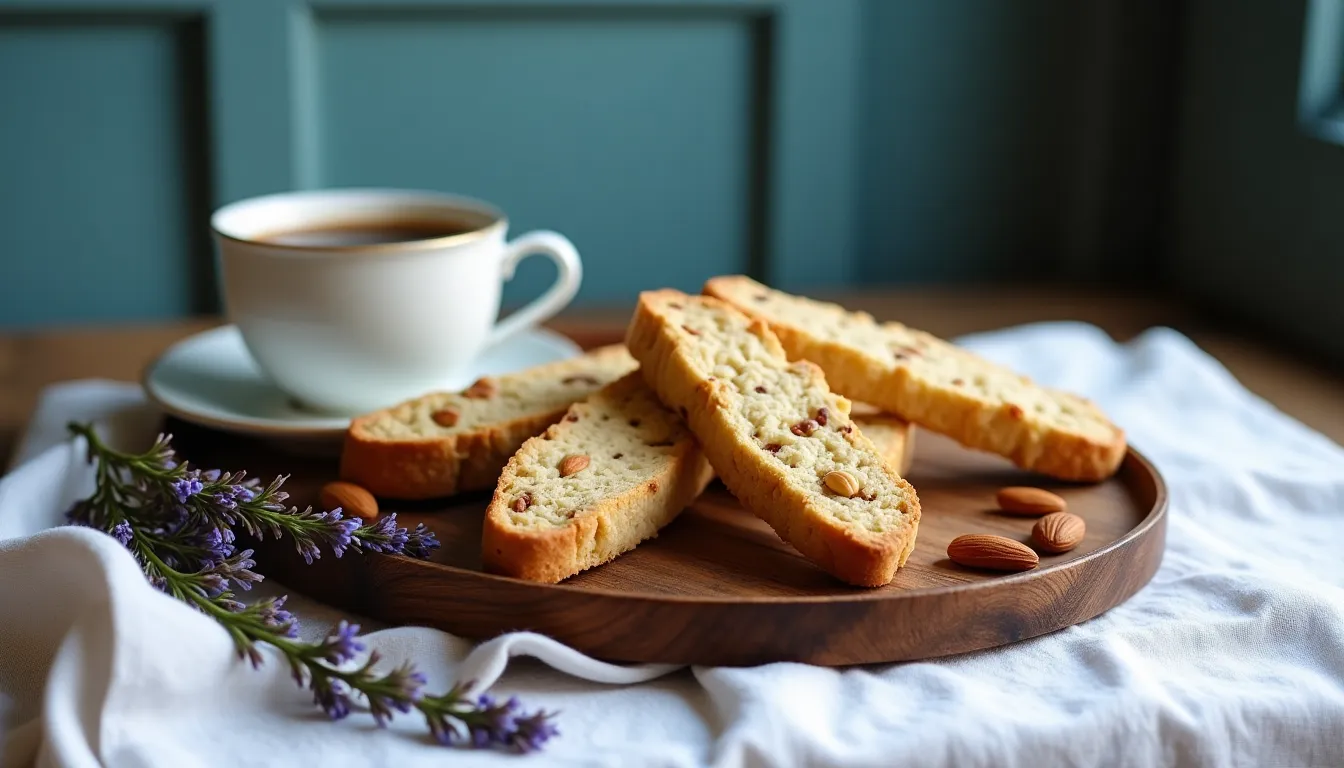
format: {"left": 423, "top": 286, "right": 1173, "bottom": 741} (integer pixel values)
{"left": 947, "top": 534, "right": 1039, "bottom": 572}
{"left": 823, "top": 470, "right": 861, "bottom": 498}
{"left": 559, "top": 454, "right": 590, "bottom": 477}
{"left": 463, "top": 377, "right": 497, "bottom": 399}
{"left": 1033, "top": 512, "right": 1086, "bottom": 554}
{"left": 320, "top": 481, "right": 378, "bottom": 522}
{"left": 431, "top": 407, "right": 460, "bottom": 427}
{"left": 996, "top": 486, "right": 1067, "bottom": 516}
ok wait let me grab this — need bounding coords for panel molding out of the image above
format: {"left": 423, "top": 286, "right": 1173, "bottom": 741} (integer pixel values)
{"left": 209, "top": 0, "right": 320, "bottom": 204}
{"left": 0, "top": 6, "right": 213, "bottom": 324}
{"left": 299, "top": 0, "right": 861, "bottom": 291}
{"left": 0, "top": 0, "right": 862, "bottom": 322}
{"left": 765, "top": 0, "right": 859, "bottom": 289}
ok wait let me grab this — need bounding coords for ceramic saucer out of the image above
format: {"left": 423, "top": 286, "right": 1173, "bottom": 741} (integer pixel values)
{"left": 143, "top": 325, "right": 582, "bottom": 441}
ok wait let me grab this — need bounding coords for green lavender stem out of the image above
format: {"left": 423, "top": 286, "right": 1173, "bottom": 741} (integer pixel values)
{"left": 64, "top": 421, "right": 552, "bottom": 750}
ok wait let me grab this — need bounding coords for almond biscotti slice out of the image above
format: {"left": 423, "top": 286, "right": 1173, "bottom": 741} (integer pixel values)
{"left": 340, "top": 345, "right": 637, "bottom": 499}
{"left": 481, "top": 382, "right": 913, "bottom": 583}
{"left": 704, "top": 275, "right": 1126, "bottom": 482}
{"left": 625, "top": 290, "right": 921, "bottom": 587}
{"left": 482, "top": 372, "right": 714, "bottom": 583}
{"left": 852, "top": 405, "right": 916, "bottom": 476}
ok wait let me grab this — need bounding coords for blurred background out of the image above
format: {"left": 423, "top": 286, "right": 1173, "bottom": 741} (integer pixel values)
{"left": 0, "top": 0, "right": 1341, "bottom": 364}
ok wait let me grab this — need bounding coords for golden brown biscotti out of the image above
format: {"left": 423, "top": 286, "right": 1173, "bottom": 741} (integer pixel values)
{"left": 851, "top": 404, "right": 916, "bottom": 477}
{"left": 625, "top": 290, "right": 921, "bottom": 587}
{"left": 482, "top": 372, "right": 714, "bottom": 583}
{"left": 481, "top": 380, "right": 912, "bottom": 582}
{"left": 703, "top": 275, "right": 1125, "bottom": 482}
{"left": 340, "top": 345, "right": 637, "bottom": 499}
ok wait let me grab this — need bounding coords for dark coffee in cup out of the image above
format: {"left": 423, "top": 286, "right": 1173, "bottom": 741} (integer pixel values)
{"left": 257, "top": 220, "right": 474, "bottom": 248}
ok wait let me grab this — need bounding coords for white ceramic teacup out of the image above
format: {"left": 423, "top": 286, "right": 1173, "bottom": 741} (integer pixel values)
{"left": 210, "top": 188, "right": 582, "bottom": 415}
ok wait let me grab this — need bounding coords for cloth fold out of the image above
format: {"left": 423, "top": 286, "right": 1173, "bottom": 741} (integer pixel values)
{"left": 2, "top": 323, "right": 1343, "bottom": 767}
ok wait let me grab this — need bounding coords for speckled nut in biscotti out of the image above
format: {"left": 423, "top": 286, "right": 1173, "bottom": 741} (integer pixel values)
{"left": 558, "top": 454, "right": 590, "bottom": 477}
{"left": 823, "top": 470, "right": 861, "bottom": 498}
{"left": 623, "top": 289, "right": 921, "bottom": 588}
{"left": 703, "top": 275, "right": 1127, "bottom": 482}
{"left": 463, "top": 377, "right": 498, "bottom": 399}
{"left": 482, "top": 372, "right": 714, "bottom": 583}
{"left": 430, "top": 407, "right": 460, "bottom": 428}
{"left": 340, "top": 345, "right": 637, "bottom": 499}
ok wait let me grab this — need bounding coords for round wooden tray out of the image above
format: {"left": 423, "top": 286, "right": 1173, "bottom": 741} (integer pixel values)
{"left": 173, "top": 423, "right": 1167, "bottom": 667}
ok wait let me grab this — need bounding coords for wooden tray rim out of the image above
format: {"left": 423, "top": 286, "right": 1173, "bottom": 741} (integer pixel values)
{"left": 384, "top": 446, "right": 1167, "bottom": 605}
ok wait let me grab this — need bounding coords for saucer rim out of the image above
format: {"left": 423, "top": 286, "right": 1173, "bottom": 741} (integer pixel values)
{"left": 141, "top": 324, "right": 583, "bottom": 440}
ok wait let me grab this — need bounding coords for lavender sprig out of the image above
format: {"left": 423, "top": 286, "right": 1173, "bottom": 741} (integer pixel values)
{"left": 66, "top": 423, "right": 441, "bottom": 567}
{"left": 64, "top": 423, "right": 553, "bottom": 752}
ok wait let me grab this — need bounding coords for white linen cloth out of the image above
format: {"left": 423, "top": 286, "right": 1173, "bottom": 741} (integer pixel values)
{"left": 2, "top": 323, "right": 1343, "bottom": 768}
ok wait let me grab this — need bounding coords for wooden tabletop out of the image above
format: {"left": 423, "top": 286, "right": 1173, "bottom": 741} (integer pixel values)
{"left": 3, "top": 287, "right": 1342, "bottom": 466}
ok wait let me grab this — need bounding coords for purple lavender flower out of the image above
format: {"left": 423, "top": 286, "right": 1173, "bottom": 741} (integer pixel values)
{"left": 403, "top": 669, "right": 429, "bottom": 702}
{"left": 171, "top": 476, "right": 204, "bottom": 503}
{"left": 512, "top": 710, "right": 560, "bottom": 752}
{"left": 312, "top": 677, "right": 353, "bottom": 720}
{"left": 350, "top": 514, "right": 440, "bottom": 559}
{"left": 322, "top": 620, "right": 366, "bottom": 665}
{"left": 295, "top": 539, "right": 322, "bottom": 565}
{"left": 199, "top": 572, "right": 227, "bottom": 595}
{"left": 262, "top": 490, "right": 291, "bottom": 513}
{"left": 367, "top": 661, "right": 424, "bottom": 727}
{"left": 288, "top": 508, "right": 361, "bottom": 563}
{"left": 427, "top": 717, "right": 459, "bottom": 746}
{"left": 213, "top": 549, "right": 263, "bottom": 591}
{"left": 188, "top": 526, "right": 235, "bottom": 566}
{"left": 217, "top": 597, "right": 245, "bottom": 612}
{"left": 405, "top": 524, "right": 440, "bottom": 559}
{"left": 321, "top": 513, "right": 362, "bottom": 559}
{"left": 356, "top": 514, "right": 410, "bottom": 554}
{"left": 110, "top": 520, "right": 133, "bottom": 546}
{"left": 422, "top": 688, "right": 556, "bottom": 752}
{"left": 470, "top": 694, "right": 523, "bottom": 747}
{"left": 66, "top": 420, "right": 558, "bottom": 751}
{"left": 258, "top": 596, "right": 299, "bottom": 638}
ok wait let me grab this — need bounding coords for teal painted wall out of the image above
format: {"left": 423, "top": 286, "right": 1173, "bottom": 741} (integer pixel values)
{"left": 0, "top": 0, "right": 1188, "bottom": 329}
{"left": 858, "top": 0, "right": 1085, "bottom": 284}
{"left": 0, "top": 12, "right": 213, "bottom": 325}
{"left": 315, "top": 11, "right": 756, "bottom": 305}
{"left": 863, "top": 0, "right": 1182, "bottom": 287}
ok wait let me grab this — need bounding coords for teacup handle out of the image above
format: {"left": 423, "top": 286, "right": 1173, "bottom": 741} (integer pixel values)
{"left": 487, "top": 230, "right": 583, "bottom": 348}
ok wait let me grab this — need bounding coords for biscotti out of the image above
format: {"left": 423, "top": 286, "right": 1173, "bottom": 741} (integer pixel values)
{"left": 482, "top": 372, "right": 714, "bottom": 583}
{"left": 625, "top": 290, "right": 921, "bottom": 587}
{"left": 340, "top": 345, "right": 637, "bottom": 499}
{"left": 703, "top": 275, "right": 1125, "bottom": 482}
{"left": 479, "top": 375, "right": 911, "bottom": 582}
{"left": 851, "top": 404, "right": 916, "bottom": 476}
